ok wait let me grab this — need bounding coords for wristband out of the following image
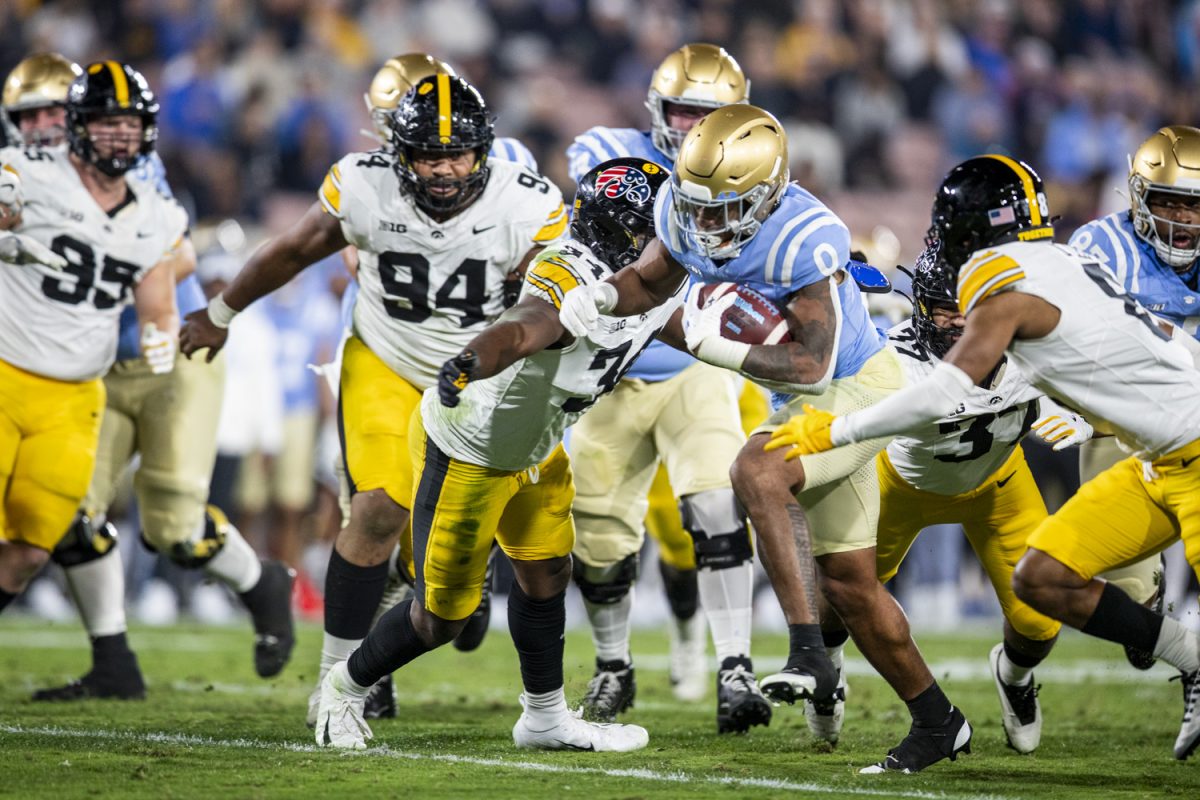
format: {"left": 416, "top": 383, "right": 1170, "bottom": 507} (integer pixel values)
{"left": 207, "top": 293, "right": 239, "bottom": 329}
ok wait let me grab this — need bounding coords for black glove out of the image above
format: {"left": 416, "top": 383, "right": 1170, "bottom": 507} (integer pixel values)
{"left": 437, "top": 349, "right": 479, "bottom": 407}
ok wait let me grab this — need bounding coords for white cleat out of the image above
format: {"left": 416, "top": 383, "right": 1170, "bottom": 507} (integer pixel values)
{"left": 989, "top": 643, "right": 1042, "bottom": 754}
{"left": 306, "top": 682, "right": 322, "bottom": 729}
{"left": 1174, "top": 669, "right": 1200, "bottom": 760}
{"left": 804, "top": 669, "right": 847, "bottom": 745}
{"left": 513, "top": 705, "right": 648, "bottom": 752}
{"left": 315, "top": 662, "right": 373, "bottom": 750}
{"left": 668, "top": 613, "right": 708, "bottom": 702}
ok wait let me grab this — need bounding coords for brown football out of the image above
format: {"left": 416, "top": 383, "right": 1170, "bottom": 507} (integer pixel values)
{"left": 695, "top": 282, "right": 792, "bottom": 345}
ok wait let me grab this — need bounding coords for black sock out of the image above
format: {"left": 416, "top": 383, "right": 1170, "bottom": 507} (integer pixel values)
{"left": 822, "top": 627, "right": 850, "bottom": 650}
{"left": 323, "top": 547, "right": 389, "bottom": 640}
{"left": 507, "top": 581, "right": 565, "bottom": 695}
{"left": 788, "top": 623, "right": 824, "bottom": 654}
{"left": 0, "top": 587, "right": 16, "bottom": 614}
{"left": 347, "top": 597, "right": 430, "bottom": 687}
{"left": 92, "top": 632, "right": 134, "bottom": 662}
{"left": 1081, "top": 581, "right": 1163, "bottom": 652}
{"left": 906, "top": 681, "right": 953, "bottom": 728}
{"left": 1003, "top": 639, "right": 1044, "bottom": 669}
{"left": 659, "top": 561, "right": 698, "bottom": 621}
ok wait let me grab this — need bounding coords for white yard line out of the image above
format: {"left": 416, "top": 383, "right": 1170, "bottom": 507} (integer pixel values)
{"left": 0, "top": 724, "right": 1015, "bottom": 800}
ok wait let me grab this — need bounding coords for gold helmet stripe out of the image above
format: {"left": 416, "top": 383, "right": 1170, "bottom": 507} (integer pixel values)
{"left": 437, "top": 73, "right": 452, "bottom": 143}
{"left": 983, "top": 154, "right": 1041, "bottom": 226}
{"left": 102, "top": 60, "right": 130, "bottom": 107}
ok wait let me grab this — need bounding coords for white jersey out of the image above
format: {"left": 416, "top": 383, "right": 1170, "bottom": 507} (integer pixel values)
{"left": 0, "top": 145, "right": 188, "bottom": 381}
{"left": 958, "top": 241, "right": 1200, "bottom": 461}
{"left": 423, "top": 240, "right": 684, "bottom": 471}
{"left": 885, "top": 319, "right": 1042, "bottom": 495}
{"left": 319, "top": 151, "right": 566, "bottom": 389}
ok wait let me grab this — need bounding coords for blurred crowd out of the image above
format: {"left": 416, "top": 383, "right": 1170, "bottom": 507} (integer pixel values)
{"left": 5, "top": 0, "right": 1199, "bottom": 628}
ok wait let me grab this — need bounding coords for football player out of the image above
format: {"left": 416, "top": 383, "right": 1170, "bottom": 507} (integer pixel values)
{"left": 561, "top": 105, "right": 973, "bottom": 773}
{"left": 807, "top": 241, "right": 1090, "bottom": 753}
{"left": 314, "top": 157, "right": 667, "bottom": 752}
{"left": 769, "top": 154, "right": 1200, "bottom": 761}
{"left": 565, "top": 44, "right": 768, "bottom": 731}
{"left": 30, "top": 62, "right": 295, "bottom": 701}
{"left": 179, "top": 75, "right": 566, "bottom": 725}
{"left": 0, "top": 63, "right": 180, "bottom": 621}
{"left": 1067, "top": 125, "right": 1200, "bottom": 670}
{"left": 2, "top": 52, "right": 81, "bottom": 147}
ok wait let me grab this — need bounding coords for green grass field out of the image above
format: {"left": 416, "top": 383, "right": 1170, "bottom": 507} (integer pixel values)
{"left": 1, "top": 619, "right": 1197, "bottom": 800}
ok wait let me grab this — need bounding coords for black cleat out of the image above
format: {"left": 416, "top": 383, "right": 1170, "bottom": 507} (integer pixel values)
{"left": 580, "top": 659, "right": 636, "bottom": 722}
{"left": 860, "top": 706, "right": 973, "bottom": 774}
{"left": 759, "top": 648, "right": 839, "bottom": 705}
{"left": 241, "top": 561, "right": 296, "bottom": 678}
{"left": 716, "top": 658, "right": 772, "bottom": 734}
{"left": 33, "top": 652, "right": 146, "bottom": 702}
{"left": 453, "top": 548, "right": 496, "bottom": 653}
{"left": 1125, "top": 557, "right": 1166, "bottom": 671}
{"left": 364, "top": 673, "right": 397, "bottom": 720}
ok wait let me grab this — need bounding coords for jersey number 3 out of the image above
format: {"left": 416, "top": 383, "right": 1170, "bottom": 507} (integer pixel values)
{"left": 378, "top": 252, "right": 487, "bottom": 326}
{"left": 41, "top": 235, "right": 139, "bottom": 309}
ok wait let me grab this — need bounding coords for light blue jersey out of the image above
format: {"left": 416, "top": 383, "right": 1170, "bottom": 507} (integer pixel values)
{"left": 1069, "top": 211, "right": 1200, "bottom": 338}
{"left": 656, "top": 181, "right": 884, "bottom": 404}
{"left": 117, "top": 152, "right": 202, "bottom": 361}
{"left": 567, "top": 125, "right": 693, "bottom": 382}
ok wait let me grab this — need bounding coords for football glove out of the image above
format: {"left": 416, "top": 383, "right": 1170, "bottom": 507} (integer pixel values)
{"left": 1031, "top": 410, "right": 1093, "bottom": 451}
{"left": 141, "top": 323, "right": 177, "bottom": 375}
{"left": 763, "top": 404, "right": 837, "bottom": 460}
{"left": 559, "top": 283, "right": 617, "bottom": 338}
{"left": 681, "top": 283, "right": 751, "bottom": 371}
{"left": 0, "top": 232, "right": 66, "bottom": 270}
{"left": 437, "top": 349, "right": 479, "bottom": 407}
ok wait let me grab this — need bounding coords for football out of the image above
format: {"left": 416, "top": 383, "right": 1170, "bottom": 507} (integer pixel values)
{"left": 695, "top": 282, "right": 792, "bottom": 345}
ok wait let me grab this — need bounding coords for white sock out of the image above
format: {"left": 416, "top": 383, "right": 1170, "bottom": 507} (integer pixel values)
{"left": 827, "top": 642, "right": 845, "bottom": 674}
{"left": 319, "top": 633, "right": 362, "bottom": 684}
{"left": 584, "top": 590, "right": 633, "bottom": 664}
{"left": 62, "top": 547, "right": 127, "bottom": 638}
{"left": 522, "top": 687, "right": 569, "bottom": 727}
{"left": 697, "top": 561, "right": 754, "bottom": 665}
{"left": 998, "top": 646, "right": 1034, "bottom": 686}
{"left": 204, "top": 520, "right": 262, "bottom": 593}
{"left": 1154, "top": 616, "right": 1200, "bottom": 673}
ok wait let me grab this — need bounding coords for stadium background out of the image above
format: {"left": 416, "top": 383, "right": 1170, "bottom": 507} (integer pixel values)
{"left": 2, "top": 0, "right": 1196, "bottom": 632}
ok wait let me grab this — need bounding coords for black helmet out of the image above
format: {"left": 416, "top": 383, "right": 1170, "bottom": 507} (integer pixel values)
{"left": 928, "top": 154, "right": 1054, "bottom": 272}
{"left": 390, "top": 74, "right": 495, "bottom": 216}
{"left": 571, "top": 158, "right": 669, "bottom": 269}
{"left": 908, "top": 240, "right": 961, "bottom": 357}
{"left": 67, "top": 61, "right": 158, "bottom": 177}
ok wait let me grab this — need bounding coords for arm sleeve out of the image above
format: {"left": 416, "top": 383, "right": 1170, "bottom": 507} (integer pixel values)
{"left": 523, "top": 252, "right": 583, "bottom": 310}
{"left": 831, "top": 361, "right": 975, "bottom": 445}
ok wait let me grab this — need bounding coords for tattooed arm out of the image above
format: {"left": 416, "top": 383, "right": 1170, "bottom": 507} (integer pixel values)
{"left": 738, "top": 276, "right": 839, "bottom": 393}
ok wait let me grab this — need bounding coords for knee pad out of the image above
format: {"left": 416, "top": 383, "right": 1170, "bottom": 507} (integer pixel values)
{"left": 679, "top": 489, "right": 753, "bottom": 570}
{"left": 52, "top": 514, "right": 119, "bottom": 568}
{"left": 572, "top": 552, "right": 639, "bottom": 605}
{"left": 165, "top": 505, "right": 229, "bottom": 568}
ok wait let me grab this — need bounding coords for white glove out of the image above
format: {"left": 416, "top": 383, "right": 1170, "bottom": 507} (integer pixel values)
{"left": 141, "top": 323, "right": 177, "bottom": 375}
{"left": 0, "top": 165, "right": 24, "bottom": 221}
{"left": 0, "top": 232, "right": 66, "bottom": 270}
{"left": 559, "top": 282, "right": 617, "bottom": 338}
{"left": 682, "top": 282, "right": 751, "bottom": 371}
{"left": 1031, "top": 409, "right": 1093, "bottom": 451}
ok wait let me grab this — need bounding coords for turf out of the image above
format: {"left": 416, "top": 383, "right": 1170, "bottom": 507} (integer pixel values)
{"left": 1, "top": 620, "right": 1196, "bottom": 799}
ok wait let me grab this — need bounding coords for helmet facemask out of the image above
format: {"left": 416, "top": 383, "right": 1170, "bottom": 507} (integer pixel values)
{"left": 907, "top": 241, "right": 961, "bottom": 357}
{"left": 645, "top": 94, "right": 722, "bottom": 161}
{"left": 672, "top": 174, "right": 782, "bottom": 260}
{"left": 393, "top": 144, "right": 490, "bottom": 216}
{"left": 1130, "top": 178, "right": 1200, "bottom": 272}
{"left": 71, "top": 111, "right": 157, "bottom": 176}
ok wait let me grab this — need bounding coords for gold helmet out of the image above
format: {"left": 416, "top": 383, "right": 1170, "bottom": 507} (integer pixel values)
{"left": 3, "top": 52, "right": 82, "bottom": 146}
{"left": 1129, "top": 125, "right": 1200, "bottom": 271}
{"left": 671, "top": 104, "right": 788, "bottom": 259}
{"left": 645, "top": 43, "right": 748, "bottom": 161}
{"left": 364, "top": 53, "right": 456, "bottom": 144}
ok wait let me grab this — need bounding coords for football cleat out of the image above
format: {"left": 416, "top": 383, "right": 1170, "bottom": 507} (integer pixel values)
{"left": 306, "top": 683, "right": 321, "bottom": 729}
{"left": 716, "top": 659, "right": 772, "bottom": 734}
{"left": 364, "top": 673, "right": 397, "bottom": 720}
{"left": 1173, "top": 670, "right": 1200, "bottom": 760}
{"left": 759, "top": 648, "right": 839, "bottom": 706}
{"left": 1125, "top": 556, "right": 1166, "bottom": 671}
{"left": 513, "top": 701, "right": 648, "bottom": 752}
{"left": 315, "top": 662, "right": 373, "bottom": 750}
{"left": 804, "top": 668, "right": 847, "bottom": 745}
{"left": 668, "top": 613, "right": 707, "bottom": 702}
{"left": 32, "top": 654, "right": 146, "bottom": 702}
{"left": 989, "top": 643, "right": 1042, "bottom": 754}
{"left": 242, "top": 561, "right": 296, "bottom": 678}
{"left": 860, "top": 707, "right": 972, "bottom": 774}
{"left": 580, "top": 659, "right": 636, "bottom": 722}
{"left": 453, "top": 547, "right": 496, "bottom": 652}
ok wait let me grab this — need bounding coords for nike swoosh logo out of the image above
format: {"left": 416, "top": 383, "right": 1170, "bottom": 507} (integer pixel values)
{"left": 472, "top": 224, "right": 496, "bottom": 235}
{"left": 136, "top": 231, "right": 154, "bottom": 238}
{"left": 546, "top": 740, "right": 595, "bottom": 751}
{"left": 996, "top": 471, "right": 1017, "bottom": 488}
{"left": 1183, "top": 456, "right": 1198, "bottom": 468}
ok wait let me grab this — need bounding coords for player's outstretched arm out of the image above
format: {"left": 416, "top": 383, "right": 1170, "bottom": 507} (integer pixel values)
{"left": 134, "top": 256, "right": 181, "bottom": 375}
{"left": 560, "top": 239, "right": 686, "bottom": 336}
{"left": 180, "top": 201, "right": 348, "bottom": 361}
{"left": 437, "top": 296, "right": 565, "bottom": 407}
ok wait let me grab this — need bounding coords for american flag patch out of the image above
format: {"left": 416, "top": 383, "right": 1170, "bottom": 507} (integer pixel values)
{"left": 988, "top": 206, "right": 1016, "bottom": 226}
